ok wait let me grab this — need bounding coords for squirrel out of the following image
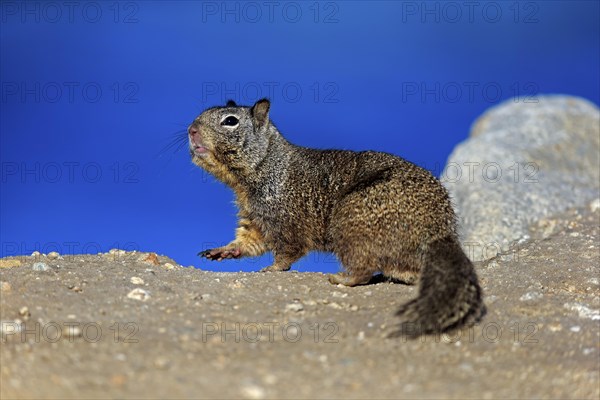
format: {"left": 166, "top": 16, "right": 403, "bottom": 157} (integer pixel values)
{"left": 189, "top": 99, "right": 486, "bottom": 337}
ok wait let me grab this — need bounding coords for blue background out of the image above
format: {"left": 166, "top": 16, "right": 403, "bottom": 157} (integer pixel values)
{"left": 1, "top": 1, "right": 599, "bottom": 272}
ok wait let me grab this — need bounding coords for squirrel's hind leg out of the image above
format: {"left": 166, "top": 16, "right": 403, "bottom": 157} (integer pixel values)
{"left": 328, "top": 271, "right": 372, "bottom": 286}
{"left": 260, "top": 248, "right": 305, "bottom": 272}
{"left": 327, "top": 249, "right": 377, "bottom": 287}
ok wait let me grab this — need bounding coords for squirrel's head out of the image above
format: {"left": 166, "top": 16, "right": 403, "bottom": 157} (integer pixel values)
{"left": 189, "top": 98, "right": 274, "bottom": 183}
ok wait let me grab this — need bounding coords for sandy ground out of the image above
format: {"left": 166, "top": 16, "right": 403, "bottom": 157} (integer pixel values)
{"left": 1, "top": 207, "right": 599, "bottom": 399}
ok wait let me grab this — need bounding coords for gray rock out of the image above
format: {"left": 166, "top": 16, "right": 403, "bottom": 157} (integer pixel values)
{"left": 32, "top": 262, "right": 49, "bottom": 272}
{"left": 444, "top": 95, "right": 600, "bottom": 260}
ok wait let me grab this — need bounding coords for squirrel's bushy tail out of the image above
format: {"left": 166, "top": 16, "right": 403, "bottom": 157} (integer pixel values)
{"left": 391, "top": 236, "right": 486, "bottom": 338}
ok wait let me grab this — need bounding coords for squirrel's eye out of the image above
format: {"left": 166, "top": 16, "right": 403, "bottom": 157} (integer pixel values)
{"left": 221, "top": 116, "right": 239, "bottom": 126}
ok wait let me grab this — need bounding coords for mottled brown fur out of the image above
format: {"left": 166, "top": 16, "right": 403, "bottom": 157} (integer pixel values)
{"left": 189, "top": 99, "right": 486, "bottom": 337}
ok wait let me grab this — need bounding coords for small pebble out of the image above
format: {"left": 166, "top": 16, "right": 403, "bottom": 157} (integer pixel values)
{"left": 0, "top": 281, "right": 11, "bottom": 292}
{"left": 548, "top": 323, "right": 562, "bottom": 332}
{"left": 154, "top": 357, "right": 170, "bottom": 369}
{"left": 47, "top": 252, "right": 60, "bottom": 260}
{"left": 241, "top": 384, "right": 266, "bottom": 400}
{"left": 570, "top": 326, "right": 581, "bottom": 333}
{"left": 228, "top": 280, "right": 245, "bottom": 289}
{"left": 179, "top": 334, "right": 190, "bottom": 342}
{"left": 32, "top": 262, "right": 49, "bottom": 272}
{"left": 109, "top": 248, "right": 126, "bottom": 256}
{"left": 127, "top": 288, "right": 151, "bottom": 302}
{"left": 130, "top": 277, "right": 144, "bottom": 285}
{"left": 262, "top": 374, "right": 277, "bottom": 385}
{"left": 110, "top": 374, "right": 126, "bottom": 386}
{"left": 31, "top": 251, "right": 40, "bottom": 257}
{"left": 18, "top": 306, "right": 29, "bottom": 317}
{"left": 519, "top": 292, "right": 543, "bottom": 301}
{"left": 140, "top": 253, "right": 160, "bottom": 266}
{"left": 285, "top": 325, "right": 300, "bottom": 339}
{"left": 163, "top": 263, "right": 176, "bottom": 270}
{"left": 285, "top": 303, "right": 304, "bottom": 312}
{"left": 66, "top": 326, "right": 82, "bottom": 339}
{"left": 0, "top": 320, "right": 22, "bottom": 335}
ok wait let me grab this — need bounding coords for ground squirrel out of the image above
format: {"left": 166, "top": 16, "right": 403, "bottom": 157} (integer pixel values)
{"left": 189, "top": 99, "right": 486, "bottom": 337}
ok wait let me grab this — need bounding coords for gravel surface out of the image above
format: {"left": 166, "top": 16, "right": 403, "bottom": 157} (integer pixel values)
{"left": 1, "top": 207, "right": 599, "bottom": 399}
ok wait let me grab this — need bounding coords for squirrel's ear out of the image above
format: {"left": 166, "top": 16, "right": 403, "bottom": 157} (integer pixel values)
{"left": 226, "top": 100, "right": 237, "bottom": 107}
{"left": 251, "top": 98, "right": 270, "bottom": 129}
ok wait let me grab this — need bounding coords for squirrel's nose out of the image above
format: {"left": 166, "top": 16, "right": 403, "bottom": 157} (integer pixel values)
{"left": 188, "top": 126, "right": 199, "bottom": 136}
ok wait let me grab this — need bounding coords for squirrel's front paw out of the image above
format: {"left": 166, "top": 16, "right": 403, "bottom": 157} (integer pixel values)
{"left": 198, "top": 247, "right": 242, "bottom": 261}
